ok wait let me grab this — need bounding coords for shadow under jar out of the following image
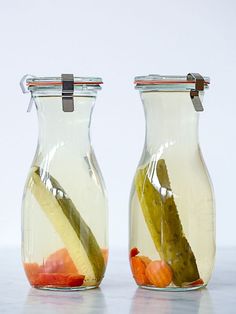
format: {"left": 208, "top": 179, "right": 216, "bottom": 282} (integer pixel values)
{"left": 129, "top": 74, "right": 215, "bottom": 291}
{"left": 21, "top": 74, "right": 108, "bottom": 291}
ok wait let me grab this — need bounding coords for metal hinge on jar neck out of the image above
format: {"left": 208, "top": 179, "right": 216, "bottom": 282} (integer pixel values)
{"left": 20, "top": 74, "right": 36, "bottom": 112}
{"left": 62, "top": 74, "right": 74, "bottom": 112}
{"left": 187, "top": 73, "right": 205, "bottom": 112}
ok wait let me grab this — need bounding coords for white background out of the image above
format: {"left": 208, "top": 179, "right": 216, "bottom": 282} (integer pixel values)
{"left": 0, "top": 0, "right": 235, "bottom": 249}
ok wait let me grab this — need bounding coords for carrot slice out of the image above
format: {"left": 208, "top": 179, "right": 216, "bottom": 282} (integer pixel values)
{"left": 131, "top": 256, "right": 149, "bottom": 285}
{"left": 139, "top": 256, "right": 152, "bottom": 267}
{"left": 130, "top": 247, "right": 140, "bottom": 258}
{"left": 43, "top": 248, "right": 78, "bottom": 274}
{"left": 24, "top": 263, "right": 41, "bottom": 285}
{"left": 34, "top": 273, "right": 85, "bottom": 287}
{"left": 145, "top": 260, "right": 173, "bottom": 288}
{"left": 184, "top": 278, "right": 204, "bottom": 287}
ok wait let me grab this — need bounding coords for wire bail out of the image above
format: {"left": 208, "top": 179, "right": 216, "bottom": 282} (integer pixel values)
{"left": 20, "top": 74, "right": 36, "bottom": 112}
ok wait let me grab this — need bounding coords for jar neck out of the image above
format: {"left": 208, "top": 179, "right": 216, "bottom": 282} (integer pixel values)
{"left": 34, "top": 95, "right": 95, "bottom": 152}
{"left": 141, "top": 91, "right": 200, "bottom": 155}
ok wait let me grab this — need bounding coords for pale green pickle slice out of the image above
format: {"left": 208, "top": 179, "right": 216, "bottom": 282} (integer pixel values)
{"left": 29, "top": 167, "right": 105, "bottom": 285}
{"left": 135, "top": 159, "right": 200, "bottom": 286}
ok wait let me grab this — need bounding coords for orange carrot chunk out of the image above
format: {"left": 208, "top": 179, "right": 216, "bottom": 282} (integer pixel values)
{"left": 42, "top": 248, "right": 78, "bottom": 274}
{"left": 145, "top": 260, "right": 173, "bottom": 288}
{"left": 24, "top": 263, "right": 41, "bottom": 285}
{"left": 139, "top": 256, "right": 152, "bottom": 267}
{"left": 184, "top": 278, "right": 204, "bottom": 287}
{"left": 131, "top": 256, "right": 149, "bottom": 285}
{"left": 34, "top": 273, "right": 85, "bottom": 287}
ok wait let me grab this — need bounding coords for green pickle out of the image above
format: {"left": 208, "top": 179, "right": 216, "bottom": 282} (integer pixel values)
{"left": 30, "top": 167, "right": 105, "bottom": 284}
{"left": 135, "top": 159, "right": 200, "bottom": 286}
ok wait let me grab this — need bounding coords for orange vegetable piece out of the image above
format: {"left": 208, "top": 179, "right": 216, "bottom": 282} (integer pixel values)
{"left": 130, "top": 247, "right": 140, "bottom": 258}
{"left": 184, "top": 278, "right": 204, "bottom": 287}
{"left": 131, "top": 256, "right": 149, "bottom": 285}
{"left": 42, "top": 248, "right": 78, "bottom": 274}
{"left": 24, "top": 263, "right": 41, "bottom": 285}
{"left": 101, "top": 248, "right": 108, "bottom": 265}
{"left": 139, "top": 256, "right": 152, "bottom": 267}
{"left": 145, "top": 260, "right": 173, "bottom": 288}
{"left": 34, "top": 273, "right": 85, "bottom": 287}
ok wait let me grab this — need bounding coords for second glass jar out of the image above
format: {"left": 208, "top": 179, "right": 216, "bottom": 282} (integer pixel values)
{"left": 129, "top": 74, "right": 215, "bottom": 291}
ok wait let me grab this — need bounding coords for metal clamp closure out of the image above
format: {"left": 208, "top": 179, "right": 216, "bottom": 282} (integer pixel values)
{"left": 187, "top": 73, "right": 205, "bottom": 112}
{"left": 20, "top": 74, "right": 36, "bottom": 112}
{"left": 62, "top": 74, "right": 74, "bottom": 112}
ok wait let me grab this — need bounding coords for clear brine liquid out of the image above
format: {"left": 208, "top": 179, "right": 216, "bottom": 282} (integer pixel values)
{"left": 22, "top": 95, "right": 108, "bottom": 289}
{"left": 129, "top": 91, "right": 215, "bottom": 289}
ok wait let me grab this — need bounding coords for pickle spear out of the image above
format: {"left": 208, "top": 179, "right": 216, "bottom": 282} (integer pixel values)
{"left": 29, "top": 167, "right": 105, "bottom": 285}
{"left": 135, "top": 159, "right": 200, "bottom": 286}
{"left": 135, "top": 165, "right": 164, "bottom": 259}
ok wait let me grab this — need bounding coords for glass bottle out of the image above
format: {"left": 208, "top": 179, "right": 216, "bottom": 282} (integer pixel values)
{"left": 129, "top": 74, "right": 215, "bottom": 291}
{"left": 21, "top": 74, "right": 108, "bottom": 291}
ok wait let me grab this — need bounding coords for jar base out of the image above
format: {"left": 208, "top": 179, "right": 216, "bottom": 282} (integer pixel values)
{"left": 33, "top": 285, "right": 98, "bottom": 292}
{"left": 139, "top": 284, "right": 207, "bottom": 292}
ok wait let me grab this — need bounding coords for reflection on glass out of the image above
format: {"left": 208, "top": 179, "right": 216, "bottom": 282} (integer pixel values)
{"left": 23, "top": 288, "right": 107, "bottom": 314}
{"left": 129, "top": 288, "right": 214, "bottom": 314}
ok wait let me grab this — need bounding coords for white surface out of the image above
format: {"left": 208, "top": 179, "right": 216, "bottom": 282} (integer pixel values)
{"left": 0, "top": 247, "right": 235, "bottom": 313}
{"left": 0, "top": 0, "right": 236, "bottom": 249}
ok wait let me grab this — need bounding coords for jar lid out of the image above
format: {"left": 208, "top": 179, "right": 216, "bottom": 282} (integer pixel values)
{"left": 27, "top": 76, "right": 102, "bottom": 87}
{"left": 135, "top": 73, "right": 210, "bottom": 112}
{"left": 135, "top": 74, "right": 210, "bottom": 85}
{"left": 134, "top": 74, "right": 210, "bottom": 89}
{"left": 20, "top": 74, "right": 103, "bottom": 112}
{"left": 20, "top": 74, "right": 103, "bottom": 94}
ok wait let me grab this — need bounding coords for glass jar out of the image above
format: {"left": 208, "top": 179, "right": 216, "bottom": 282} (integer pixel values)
{"left": 129, "top": 74, "right": 215, "bottom": 291}
{"left": 21, "top": 74, "right": 108, "bottom": 291}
